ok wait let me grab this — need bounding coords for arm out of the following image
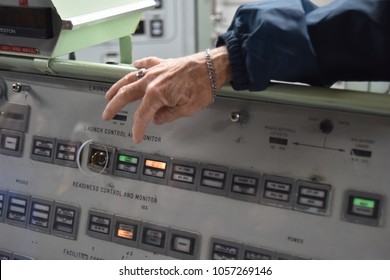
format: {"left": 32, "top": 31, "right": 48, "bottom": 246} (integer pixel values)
{"left": 218, "top": 0, "right": 390, "bottom": 90}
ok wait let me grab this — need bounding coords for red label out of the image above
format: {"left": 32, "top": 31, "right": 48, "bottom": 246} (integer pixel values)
{"left": 19, "top": 0, "right": 29, "bottom": 6}
{"left": 0, "top": 45, "right": 38, "bottom": 55}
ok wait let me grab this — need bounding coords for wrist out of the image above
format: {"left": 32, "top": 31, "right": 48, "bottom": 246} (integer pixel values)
{"left": 208, "top": 46, "right": 232, "bottom": 89}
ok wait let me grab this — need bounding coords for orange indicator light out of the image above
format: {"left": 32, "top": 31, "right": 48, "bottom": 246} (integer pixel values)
{"left": 145, "top": 160, "right": 166, "bottom": 170}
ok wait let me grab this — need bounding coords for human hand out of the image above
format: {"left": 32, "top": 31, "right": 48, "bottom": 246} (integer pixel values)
{"left": 102, "top": 46, "right": 231, "bottom": 144}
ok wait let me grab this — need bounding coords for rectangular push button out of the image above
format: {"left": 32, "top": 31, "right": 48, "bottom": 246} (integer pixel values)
{"left": 0, "top": 129, "right": 24, "bottom": 157}
{"left": 139, "top": 222, "right": 169, "bottom": 255}
{"left": 198, "top": 164, "right": 230, "bottom": 196}
{"left": 228, "top": 170, "right": 260, "bottom": 203}
{"left": 342, "top": 190, "right": 383, "bottom": 226}
{"left": 114, "top": 150, "right": 142, "bottom": 180}
{"left": 168, "top": 160, "right": 198, "bottom": 191}
{"left": 87, "top": 209, "right": 114, "bottom": 241}
{"left": 140, "top": 154, "right": 170, "bottom": 185}
{"left": 260, "top": 176, "right": 295, "bottom": 209}
{"left": 112, "top": 216, "right": 141, "bottom": 248}
{"left": 5, "top": 192, "right": 29, "bottom": 228}
{"left": 294, "top": 181, "right": 331, "bottom": 216}
{"left": 31, "top": 136, "right": 56, "bottom": 163}
{"left": 28, "top": 197, "right": 53, "bottom": 234}
{"left": 210, "top": 238, "right": 242, "bottom": 260}
{"left": 168, "top": 228, "right": 200, "bottom": 259}
{"left": 51, "top": 202, "right": 80, "bottom": 240}
{"left": 54, "top": 140, "right": 81, "bottom": 168}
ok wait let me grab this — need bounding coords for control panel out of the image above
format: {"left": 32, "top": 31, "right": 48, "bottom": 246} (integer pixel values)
{"left": 0, "top": 70, "right": 389, "bottom": 260}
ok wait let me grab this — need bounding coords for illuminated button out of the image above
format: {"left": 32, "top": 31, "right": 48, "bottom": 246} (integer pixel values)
{"left": 116, "top": 223, "right": 136, "bottom": 240}
{"left": 112, "top": 216, "right": 141, "bottom": 248}
{"left": 342, "top": 191, "right": 383, "bottom": 226}
{"left": 140, "top": 155, "right": 170, "bottom": 185}
{"left": 114, "top": 150, "right": 142, "bottom": 180}
{"left": 351, "top": 198, "right": 375, "bottom": 216}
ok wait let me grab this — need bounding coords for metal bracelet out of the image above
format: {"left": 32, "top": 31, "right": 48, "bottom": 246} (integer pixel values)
{"left": 205, "top": 48, "right": 217, "bottom": 103}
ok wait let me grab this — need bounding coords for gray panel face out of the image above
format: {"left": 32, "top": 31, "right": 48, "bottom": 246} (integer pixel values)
{"left": 1, "top": 70, "right": 390, "bottom": 260}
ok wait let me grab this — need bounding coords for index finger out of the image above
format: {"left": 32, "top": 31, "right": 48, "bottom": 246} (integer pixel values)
{"left": 105, "top": 70, "right": 138, "bottom": 101}
{"left": 102, "top": 81, "right": 145, "bottom": 121}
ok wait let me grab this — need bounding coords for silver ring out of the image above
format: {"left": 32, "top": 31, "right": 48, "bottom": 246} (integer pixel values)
{"left": 136, "top": 68, "right": 146, "bottom": 80}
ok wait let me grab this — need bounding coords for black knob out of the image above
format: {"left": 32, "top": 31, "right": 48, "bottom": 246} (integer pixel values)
{"left": 320, "top": 119, "right": 334, "bottom": 134}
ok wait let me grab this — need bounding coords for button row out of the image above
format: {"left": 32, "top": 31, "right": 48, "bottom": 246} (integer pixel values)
{"left": 87, "top": 143, "right": 333, "bottom": 216}
{"left": 210, "top": 237, "right": 306, "bottom": 260}
{"left": 0, "top": 189, "right": 80, "bottom": 240}
{"left": 31, "top": 136, "right": 81, "bottom": 168}
{"left": 86, "top": 209, "right": 200, "bottom": 260}
{"left": 28, "top": 137, "right": 384, "bottom": 225}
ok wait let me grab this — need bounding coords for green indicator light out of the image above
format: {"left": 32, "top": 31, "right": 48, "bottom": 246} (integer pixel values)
{"left": 119, "top": 155, "right": 138, "bottom": 164}
{"left": 353, "top": 198, "right": 375, "bottom": 209}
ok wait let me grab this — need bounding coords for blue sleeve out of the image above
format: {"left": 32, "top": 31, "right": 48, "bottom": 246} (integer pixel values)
{"left": 217, "top": 0, "right": 390, "bottom": 91}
